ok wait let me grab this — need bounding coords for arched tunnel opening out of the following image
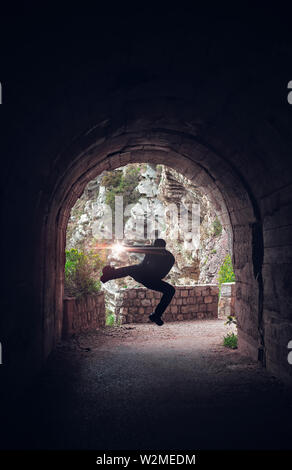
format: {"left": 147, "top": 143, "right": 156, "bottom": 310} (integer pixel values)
{"left": 42, "top": 121, "right": 260, "bottom": 363}
{"left": 1, "top": 11, "right": 292, "bottom": 453}
{"left": 64, "top": 161, "right": 234, "bottom": 329}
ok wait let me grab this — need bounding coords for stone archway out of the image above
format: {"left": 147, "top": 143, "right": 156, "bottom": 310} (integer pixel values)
{"left": 36, "top": 99, "right": 262, "bottom": 372}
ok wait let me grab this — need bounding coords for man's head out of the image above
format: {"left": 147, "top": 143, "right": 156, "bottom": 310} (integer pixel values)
{"left": 153, "top": 238, "right": 166, "bottom": 248}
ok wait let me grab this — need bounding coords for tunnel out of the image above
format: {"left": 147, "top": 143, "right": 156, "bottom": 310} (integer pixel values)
{"left": 43, "top": 119, "right": 257, "bottom": 354}
{"left": 1, "top": 11, "right": 292, "bottom": 452}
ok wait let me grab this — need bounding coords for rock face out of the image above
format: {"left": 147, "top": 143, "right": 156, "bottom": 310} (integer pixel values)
{"left": 157, "top": 166, "right": 230, "bottom": 285}
{"left": 66, "top": 163, "right": 230, "bottom": 289}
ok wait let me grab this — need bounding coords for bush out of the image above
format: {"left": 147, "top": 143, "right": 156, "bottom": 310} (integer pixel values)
{"left": 101, "top": 167, "right": 142, "bottom": 232}
{"left": 64, "top": 248, "right": 103, "bottom": 297}
{"left": 212, "top": 217, "right": 222, "bottom": 237}
{"left": 223, "top": 332, "right": 238, "bottom": 349}
{"left": 101, "top": 170, "right": 123, "bottom": 189}
{"left": 106, "top": 312, "right": 115, "bottom": 326}
{"left": 102, "top": 167, "right": 141, "bottom": 210}
{"left": 218, "top": 254, "right": 235, "bottom": 295}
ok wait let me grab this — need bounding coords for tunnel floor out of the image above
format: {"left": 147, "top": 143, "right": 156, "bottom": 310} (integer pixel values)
{"left": 2, "top": 319, "right": 292, "bottom": 450}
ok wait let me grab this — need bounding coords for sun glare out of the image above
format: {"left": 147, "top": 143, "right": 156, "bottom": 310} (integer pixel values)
{"left": 111, "top": 242, "right": 125, "bottom": 257}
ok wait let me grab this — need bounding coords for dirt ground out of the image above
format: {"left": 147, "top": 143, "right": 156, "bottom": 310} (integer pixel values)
{"left": 1, "top": 319, "right": 292, "bottom": 450}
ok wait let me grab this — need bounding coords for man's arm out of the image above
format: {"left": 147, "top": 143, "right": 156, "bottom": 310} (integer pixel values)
{"left": 124, "top": 246, "right": 166, "bottom": 255}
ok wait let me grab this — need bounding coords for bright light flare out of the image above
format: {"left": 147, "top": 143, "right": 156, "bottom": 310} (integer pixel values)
{"left": 111, "top": 242, "right": 125, "bottom": 257}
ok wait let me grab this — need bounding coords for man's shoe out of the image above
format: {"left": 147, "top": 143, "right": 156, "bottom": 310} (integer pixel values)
{"left": 100, "top": 265, "right": 116, "bottom": 283}
{"left": 149, "top": 312, "right": 164, "bottom": 326}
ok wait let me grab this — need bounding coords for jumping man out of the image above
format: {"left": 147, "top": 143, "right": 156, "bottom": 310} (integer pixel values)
{"left": 100, "top": 239, "right": 176, "bottom": 326}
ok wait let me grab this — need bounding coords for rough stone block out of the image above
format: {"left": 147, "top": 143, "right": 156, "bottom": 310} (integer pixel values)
{"left": 199, "top": 304, "right": 207, "bottom": 312}
{"left": 207, "top": 303, "right": 217, "bottom": 312}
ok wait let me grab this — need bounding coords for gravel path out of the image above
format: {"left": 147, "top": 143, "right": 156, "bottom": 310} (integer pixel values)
{"left": 2, "top": 319, "right": 292, "bottom": 450}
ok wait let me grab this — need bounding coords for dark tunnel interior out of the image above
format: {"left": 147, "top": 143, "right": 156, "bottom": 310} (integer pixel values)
{"left": 0, "top": 9, "right": 292, "bottom": 453}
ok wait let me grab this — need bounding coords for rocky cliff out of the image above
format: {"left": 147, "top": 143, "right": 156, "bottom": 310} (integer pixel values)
{"left": 66, "top": 164, "right": 230, "bottom": 288}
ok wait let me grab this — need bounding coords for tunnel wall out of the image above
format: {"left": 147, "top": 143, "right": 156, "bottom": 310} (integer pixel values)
{"left": 63, "top": 292, "right": 105, "bottom": 338}
{"left": 35, "top": 94, "right": 292, "bottom": 383}
{"left": 1, "top": 17, "right": 292, "bottom": 390}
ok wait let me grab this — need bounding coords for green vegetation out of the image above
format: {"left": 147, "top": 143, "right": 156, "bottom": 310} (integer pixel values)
{"left": 106, "top": 311, "right": 115, "bottom": 326}
{"left": 212, "top": 217, "right": 222, "bottom": 237}
{"left": 223, "top": 332, "right": 238, "bottom": 349}
{"left": 105, "top": 309, "right": 122, "bottom": 327}
{"left": 101, "top": 170, "right": 123, "bottom": 189}
{"left": 101, "top": 166, "right": 142, "bottom": 231}
{"left": 211, "top": 249, "right": 217, "bottom": 254}
{"left": 64, "top": 248, "right": 104, "bottom": 297}
{"left": 102, "top": 166, "right": 141, "bottom": 210}
{"left": 155, "top": 164, "right": 163, "bottom": 180}
{"left": 217, "top": 254, "right": 235, "bottom": 295}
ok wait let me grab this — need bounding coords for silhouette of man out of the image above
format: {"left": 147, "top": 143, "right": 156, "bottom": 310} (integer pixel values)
{"left": 100, "top": 239, "right": 175, "bottom": 326}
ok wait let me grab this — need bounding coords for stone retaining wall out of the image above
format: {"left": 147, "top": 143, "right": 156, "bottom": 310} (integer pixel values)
{"left": 62, "top": 283, "right": 233, "bottom": 334}
{"left": 218, "top": 282, "right": 236, "bottom": 319}
{"left": 63, "top": 292, "right": 105, "bottom": 337}
{"left": 115, "top": 285, "right": 219, "bottom": 324}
